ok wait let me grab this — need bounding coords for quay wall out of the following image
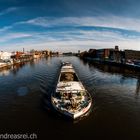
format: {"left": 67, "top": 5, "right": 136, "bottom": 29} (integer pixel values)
{"left": 83, "top": 57, "right": 140, "bottom": 71}
{"left": 0, "top": 57, "right": 34, "bottom": 70}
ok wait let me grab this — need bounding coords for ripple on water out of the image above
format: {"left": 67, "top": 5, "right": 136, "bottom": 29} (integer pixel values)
{"left": 17, "top": 86, "right": 29, "bottom": 96}
{"left": 0, "top": 57, "right": 140, "bottom": 139}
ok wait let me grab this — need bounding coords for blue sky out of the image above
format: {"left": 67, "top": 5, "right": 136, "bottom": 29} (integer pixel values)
{"left": 0, "top": 0, "right": 140, "bottom": 52}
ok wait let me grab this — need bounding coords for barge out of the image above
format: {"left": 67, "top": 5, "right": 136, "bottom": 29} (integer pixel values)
{"left": 51, "top": 62, "right": 92, "bottom": 119}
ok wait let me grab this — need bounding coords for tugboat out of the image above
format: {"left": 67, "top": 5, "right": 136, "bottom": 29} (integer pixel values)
{"left": 51, "top": 62, "right": 92, "bottom": 119}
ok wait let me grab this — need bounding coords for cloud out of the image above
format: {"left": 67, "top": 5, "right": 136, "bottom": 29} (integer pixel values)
{"left": 22, "top": 16, "right": 140, "bottom": 32}
{"left": 0, "top": 7, "right": 18, "bottom": 16}
{"left": 0, "top": 15, "right": 140, "bottom": 52}
{"left": 1, "top": 27, "right": 140, "bottom": 52}
{"left": 0, "top": 32, "right": 32, "bottom": 42}
{"left": 1, "top": 24, "right": 140, "bottom": 52}
{"left": 0, "top": 25, "right": 12, "bottom": 32}
{"left": 1, "top": 15, "right": 140, "bottom": 36}
{"left": 2, "top": 37, "right": 140, "bottom": 52}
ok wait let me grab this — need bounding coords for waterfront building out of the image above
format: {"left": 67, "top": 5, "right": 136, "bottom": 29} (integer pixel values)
{"left": 125, "top": 50, "right": 140, "bottom": 60}
{"left": 80, "top": 48, "right": 112, "bottom": 59}
{"left": 115, "top": 45, "right": 119, "bottom": 51}
{"left": 11, "top": 51, "right": 34, "bottom": 63}
{"left": 62, "top": 52, "right": 72, "bottom": 56}
{"left": 125, "top": 50, "right": 140, "bottom": 65}
{"left": 80, "top": 46, "right": 126, "bottom": 63}
{"left": 88, "top": 49, "right": 97, "bottom": 58}
{"left": 108, "top": 46, "right": 125, "bottom": 63}
{"left": 96, "top": 49, "right": 104, "bottom": 59}
{"left": 42, "top": 50, "right": 50, "bottom": 56}
{"left": 113, "top": 46, "right": 120, "bottom": 62}
{"left": 0, "top": 51, "right": 12, "bottom": 61}
{"left": 79, "top": 51, "right": 88, "bottom": 58}
{"left": 92, "top": 48, "right": 112, "bottom": 60}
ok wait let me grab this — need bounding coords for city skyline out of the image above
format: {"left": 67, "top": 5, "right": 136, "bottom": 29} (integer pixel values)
{"left": 0, "top": 0, "right": 140, "bottom": 52}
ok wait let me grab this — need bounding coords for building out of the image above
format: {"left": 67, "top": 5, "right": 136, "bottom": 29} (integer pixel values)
{"left": 0, "top": 51, "right": 12, "bottom": 60}
{"left": 108, "top": 46, "right": 125, "bottom": 63}
{"left": 63, "top": 52, "right": 72, "bottom": 56}
{"left": 88, "top": 49, "right": 97, "bottom": 58}
{"left": 42, "top": 50, "right": 50, "bottom": 56}
{"left": 115, "top": 45, "right": 119, "bottom": 51}
{"left": 80, "top": 46, "right": 127, "bottom": 63}
{"left": 125, "top": 50, "right": 140, "bottom": 60}
{"left": 96, "top": 49, "right": 111, "bottom": 60}
{"left": 79, "top": 51, "right": 88, "bottom": 58}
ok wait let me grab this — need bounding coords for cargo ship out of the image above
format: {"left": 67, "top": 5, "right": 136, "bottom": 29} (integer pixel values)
{"left": 51, "top": 62, "right": 92, "bottom": 119}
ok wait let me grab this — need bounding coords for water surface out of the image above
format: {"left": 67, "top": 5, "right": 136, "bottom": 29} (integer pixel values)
{"left": 0, "top": 56, "right": 140, "bottom": 140}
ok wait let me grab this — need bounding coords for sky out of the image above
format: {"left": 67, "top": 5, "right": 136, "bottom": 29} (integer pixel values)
{"left": 0, "top": 0, "right": 140, "bottom": 52}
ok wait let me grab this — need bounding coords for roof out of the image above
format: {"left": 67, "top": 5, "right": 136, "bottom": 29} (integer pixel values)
{"left": 0, "top": 52, "right": 12, "bottom": 56}
{"left": 56, "top": 81, "right": 85, "bottom": 92}
{"left": 61, "top": 65, "right": 75, "bottom": 73}
{"left": 61, "top": 68, "right": 74, "bottom": 73}
{"left": 62, "top": 65, "right": 73, "bottom": 69}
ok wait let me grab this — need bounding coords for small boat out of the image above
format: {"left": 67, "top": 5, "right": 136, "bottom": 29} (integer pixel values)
{"left": 51, "top": 62, "right": 92, "bottom": 119}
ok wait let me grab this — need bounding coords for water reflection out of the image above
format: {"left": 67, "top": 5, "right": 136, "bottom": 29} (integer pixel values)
{"left": 0, "top": 69, "right": 10, "bottom": 76}
{"left": 17, "top": 86, "right": 29, "bottom": 96}
{"left": 11, "top": 63, "right": 25, "bottom": 75}
{"left": 83, "top": 58, "right": 140, "bottom": 77}
{"left": 29, "top": 60, "right": 35, "bottom": 68}
{"left": 0, "top": 61, "right": 36, "bottom": 76}
{"left": 82, "top": 58, "right": 140, "bottom": 98}
{"left": 136, "top": 77, "right": 140, "bottom": 96}
{"left": 120, "top": 76, "right": 127, "bottom": 85}
{"left": 0, "top": 56, "right": 140, "bottom": 139}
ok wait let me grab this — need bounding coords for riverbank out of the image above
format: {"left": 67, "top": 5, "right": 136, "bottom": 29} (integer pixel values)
{"left": 0, "top": 58, "right": 34, "bottom": 70}
{"left": 0, "top": 63, "right": 12, "bottom": 69}
{"left": 81, "top": 57, "right": 140, "bottom": 71}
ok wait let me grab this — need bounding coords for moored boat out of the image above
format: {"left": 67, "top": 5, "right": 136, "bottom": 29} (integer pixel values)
{"left": 51, "top": 62, "right": 92, "bottom": 119}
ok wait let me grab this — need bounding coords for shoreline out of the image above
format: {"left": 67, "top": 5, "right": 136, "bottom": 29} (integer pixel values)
{"left": 81, "top": 57, "right": 140, "bottom": 71}
{"left": 0, "top": 58, "right": 34, "bottom": 70}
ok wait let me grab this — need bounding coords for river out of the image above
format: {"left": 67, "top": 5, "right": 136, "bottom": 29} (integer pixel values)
{"left": 0, "top": 56, "right": 140, "bottom": 140}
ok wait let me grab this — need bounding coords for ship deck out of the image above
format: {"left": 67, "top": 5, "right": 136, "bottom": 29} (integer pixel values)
{"left": 51, "top": 62, "right": 92, "bottom": 119}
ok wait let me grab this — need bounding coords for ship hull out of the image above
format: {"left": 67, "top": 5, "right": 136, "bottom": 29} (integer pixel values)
{"left": 51, "top": 95, "right": 92, "bottom": 119}
{"left": 51, "top": 62, "right": 92, "bottom": 120}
